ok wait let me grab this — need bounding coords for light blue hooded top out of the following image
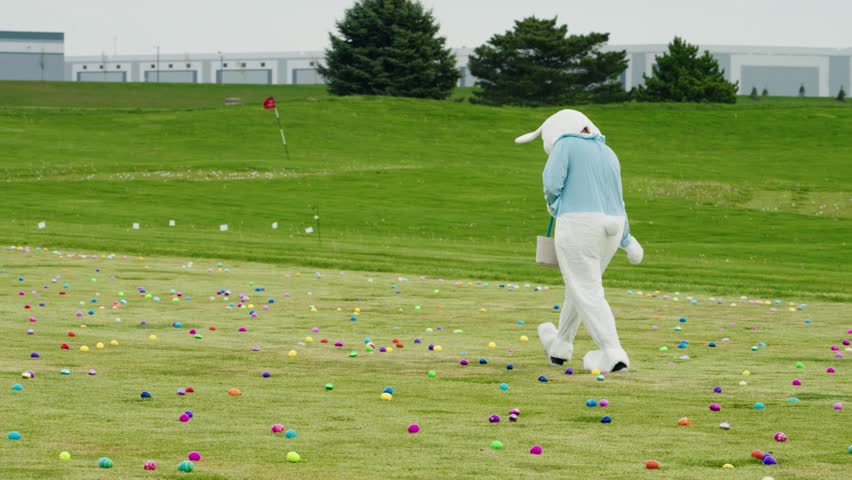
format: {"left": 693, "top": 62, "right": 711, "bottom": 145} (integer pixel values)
{"left": 542, "top": 133, "right": 632, "bottom": 247}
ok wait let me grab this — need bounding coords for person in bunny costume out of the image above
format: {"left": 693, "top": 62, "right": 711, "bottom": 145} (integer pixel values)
{"left": 515, "top": 109, "right": 644, "bottom": 372}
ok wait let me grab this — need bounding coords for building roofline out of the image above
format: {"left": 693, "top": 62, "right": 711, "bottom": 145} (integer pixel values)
{"left": 604, "top": 44, "right": 852, "bottom": 55}
{"left": 0, "top": 31, "right": 64, "bottom": 41}
{"left": 66, "top": 51, "right": 326, "bottom": 62}
{"left": 65, "top": 44, "right": 852, "bottom": 63}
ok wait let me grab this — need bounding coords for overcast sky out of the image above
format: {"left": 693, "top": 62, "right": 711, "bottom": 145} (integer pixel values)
{"left": 3, "top": 0, "right": 850, "bottom": 56}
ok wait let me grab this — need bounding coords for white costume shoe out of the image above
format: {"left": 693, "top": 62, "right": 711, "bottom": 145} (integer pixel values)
{"left": 583, "top": 349, "right": 630, "bottom": 372}
{"left": 538, "top": 322, "right": 571, "bottom": 366}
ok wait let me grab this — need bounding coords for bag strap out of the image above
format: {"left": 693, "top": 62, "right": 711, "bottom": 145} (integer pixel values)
{"left": 546, "top": 217, "right": 554, "bottom": 238}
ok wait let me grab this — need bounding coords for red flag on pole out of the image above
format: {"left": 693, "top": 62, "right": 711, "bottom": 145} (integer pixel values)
{"left": 263, "top": 96, "right": 276, "bottom": 109}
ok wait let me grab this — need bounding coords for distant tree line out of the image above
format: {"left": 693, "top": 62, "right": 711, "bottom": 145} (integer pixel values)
{"left": 319, "top": 0, "right": 741, "bottom": 105}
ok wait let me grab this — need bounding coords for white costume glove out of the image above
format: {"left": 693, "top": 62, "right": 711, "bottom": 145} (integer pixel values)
{"left": 622, "top": 236, "right": 644, "bottom": 264}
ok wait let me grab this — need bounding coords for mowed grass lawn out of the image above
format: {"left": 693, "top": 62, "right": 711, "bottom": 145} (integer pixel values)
{"left": 0, "top": 81, "right": 849, "bottom": 478}
{"left": 0, "top": 81, "right": 850, "bottom": 301}
{"left": 1, "top": 248, "right": 849, "bottom": 479}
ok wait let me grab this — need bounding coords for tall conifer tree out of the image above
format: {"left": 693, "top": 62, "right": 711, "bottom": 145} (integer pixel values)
{"left": 317, "top": 0, "right": 460, "bottom": 99}
{"left": 634, "top": 37, "right": 737, "bottom": 103}
{"left": 468, "top": 17, "right": 628, "bottom": 106}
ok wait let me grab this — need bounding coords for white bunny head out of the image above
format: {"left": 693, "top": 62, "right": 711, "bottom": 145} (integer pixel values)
{"left": 514, "top": 109, "right": 602, "bottom": 155}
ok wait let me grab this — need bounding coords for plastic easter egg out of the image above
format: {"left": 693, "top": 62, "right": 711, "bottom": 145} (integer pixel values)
{"left": 143, "top": 460, "right": 156, "bottom": 470}
{"left": 381, "top": 392, "right": 392, "bottom": 401}
{"left": 774, "top": 432, "right": 787, "bottom": 442}
{"left": 490, "top": 440, "right": 504, "bottom": 450}
{"left": 645, "top": 460, "right": 659, "bottom": 469}
{"left": 8, "top": 431, "right": 22, "bottom": 440}
{"left": 709, "top": 403, "right": 721, "bottom": 411}
{"left": 285, "top": 429, "right": 296, "bottom": 439}
{"left": 407, "top": 424, "right": 420, "bottom": 433}
{"left": 286, "top": 451, "right": 301, "bottom": 463}
{"left": 178, "top": 460, "right": 194, "bottom": 472}
{"left": 529, "top": 445, "right": 542, "bottom": 455}
{"left": 188, "top": 451, "right": 201, "bottom": 461}
{"left": 586, "top": 399, "right": 598, "bottom": 407}
{"left": 272, "top": 424, "right": 284, "bottom": 433}
{"left": 98, "top": 457, "right": 113, "bottom": 468}
{"left": 59, "top": 451, "right": 71, "bottom": 461}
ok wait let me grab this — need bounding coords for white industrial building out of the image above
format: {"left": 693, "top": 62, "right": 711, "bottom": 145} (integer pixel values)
{"left": 2, "top": 30, "right": 850, "bottom": 97}
{"left": 0, "top": 31, "right": 65, "bottom": 81}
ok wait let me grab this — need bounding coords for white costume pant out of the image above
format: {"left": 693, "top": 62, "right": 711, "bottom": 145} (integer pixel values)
{"left": 546, "top": 213, "right": 629, "bottom": 371}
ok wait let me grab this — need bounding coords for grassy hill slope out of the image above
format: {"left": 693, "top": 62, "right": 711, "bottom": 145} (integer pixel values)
{"left": 0, "top": 81, "right": 850, "bottom": 300}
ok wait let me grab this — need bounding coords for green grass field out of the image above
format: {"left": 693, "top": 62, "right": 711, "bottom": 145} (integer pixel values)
{"left": 1, "top": 81, "right": 850, "bottom": 300}
{"left": 0, "top": 81, "right": 850, "bottom": 479}
{"left": 1, "top": 249, "right": 849, "bottom": 479}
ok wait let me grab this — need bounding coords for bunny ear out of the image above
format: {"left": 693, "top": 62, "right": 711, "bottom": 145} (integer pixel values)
{"left": 514, "top": 127, "right": 542, "bottom": 144}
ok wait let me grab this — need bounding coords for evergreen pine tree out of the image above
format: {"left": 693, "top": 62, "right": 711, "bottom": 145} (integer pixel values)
{"left": 634, "top": 37, "right": 737, "bottom": 103}
{"left": 762, "top": 87, "right": 769, "bottom": 97}
{"left": 750, "top": 87, "right": 759, "bottom": 101}
{"left": 837, "top": 85, "right": 846, "bottom": 102}
{"left": 468, "top": 16, "right": 628, "bottom": 106}
{"left": 317, "top": 0, "right": 460, "bottom": 99}
{"left": 799, "top": 84, "right": 806, "bottom": 97}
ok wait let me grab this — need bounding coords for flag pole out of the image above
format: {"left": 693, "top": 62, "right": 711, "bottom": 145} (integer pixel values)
{"left": 314, "top": 206, "right": 321, "bottom": 243}
{"left": 273, "top": 106, "right": 290, "bottom": 161}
